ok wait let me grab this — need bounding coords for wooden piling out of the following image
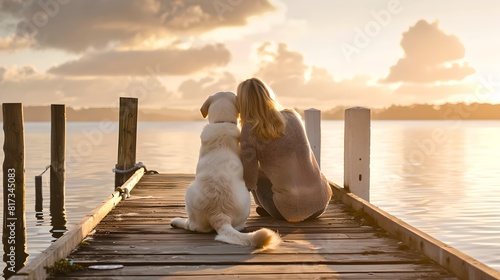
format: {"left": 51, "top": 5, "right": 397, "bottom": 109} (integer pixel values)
{"left": 50, "top": 105, "right": 66, "bottom": 213}
{"left": 35, "top": 175, "right": 43, "bottom": 213}
{"left": 115, "top": 97, "right": 138, "bottom": 188}
{"left": 344, "top": 107, "right": 371, "bottom": 201}
{"left": 50, "top": 105, "right": 67, "bottom": 239}
{"left": 2, "top": 103, "right": 29, "bottom": 277}
{"left": 304, "top": 108, "right": 321, "bottom": 168}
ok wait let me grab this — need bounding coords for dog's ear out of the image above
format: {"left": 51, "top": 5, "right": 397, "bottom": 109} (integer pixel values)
{"left": 200, "top": 95, "right": 212, "bottom": 118}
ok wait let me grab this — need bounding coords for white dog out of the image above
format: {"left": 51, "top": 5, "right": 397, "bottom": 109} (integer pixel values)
{"left": 170, "top": 91, "right": 281, "bottom": 249}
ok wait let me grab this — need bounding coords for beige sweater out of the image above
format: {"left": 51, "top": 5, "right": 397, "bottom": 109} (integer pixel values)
{"left": 240, "top": 111, "right": 332, "bottom": 222}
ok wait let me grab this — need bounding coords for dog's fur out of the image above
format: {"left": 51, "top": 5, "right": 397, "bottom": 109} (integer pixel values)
{"left": 170, "top": 91, "right": 281, "bottom": 249}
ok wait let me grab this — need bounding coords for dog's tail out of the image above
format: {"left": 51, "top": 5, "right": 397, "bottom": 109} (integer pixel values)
{"left": 213, "top": 220, "right": 281, "bottom": 250}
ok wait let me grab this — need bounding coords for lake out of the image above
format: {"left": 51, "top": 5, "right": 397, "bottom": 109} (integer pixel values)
{"left": 1, "top": 120, "right": 499, "bottom": 277}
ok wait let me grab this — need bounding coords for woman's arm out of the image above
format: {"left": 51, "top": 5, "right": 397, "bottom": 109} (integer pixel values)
{"left": 240, "top": 125, "right": 259, "bottom": 190}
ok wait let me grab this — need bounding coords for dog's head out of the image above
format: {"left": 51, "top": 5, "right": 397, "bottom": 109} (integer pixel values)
{"left": 200, "top": 91, "right": 238, "bottom": 124}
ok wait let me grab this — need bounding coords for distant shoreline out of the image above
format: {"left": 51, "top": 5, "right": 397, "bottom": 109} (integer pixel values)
{"left": 1, "top": 103, "right": 500, "bottom": 121}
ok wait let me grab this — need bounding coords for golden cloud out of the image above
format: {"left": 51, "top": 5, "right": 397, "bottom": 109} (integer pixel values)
{"left": 382, "top": 20, "right": 475, "bottom": 83}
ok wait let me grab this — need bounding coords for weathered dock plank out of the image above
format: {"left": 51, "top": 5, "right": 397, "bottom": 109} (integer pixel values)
{"left": 47, "top": 173, "right": 460, "bottom": 280}
{"left": 54, "top": 264, "right": 456, "bottom": 279}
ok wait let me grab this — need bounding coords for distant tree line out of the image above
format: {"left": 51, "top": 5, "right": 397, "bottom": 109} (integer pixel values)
{"left": 319, "top": 103, "right": 500, "bottom": 120}
{"left": 1, "top": 103, "right": 500, "bottom": 122}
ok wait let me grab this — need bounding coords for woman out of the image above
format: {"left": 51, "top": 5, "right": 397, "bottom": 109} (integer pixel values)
{"left": 237, "top": 77, "right": 332, "bottom": 222}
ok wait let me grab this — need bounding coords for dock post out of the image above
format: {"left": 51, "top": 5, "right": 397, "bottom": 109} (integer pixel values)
{"left": 35, "top": 175, "right": 44, "bottom": 224}
{"left": 344, "top": 107, "right": 371, "bottom": 201}
{"left": 35, "top": 175, "right": 43, "bottom": 213}
{"left": 50, "top": 105, "right": 67, "bottom": 238}
{"left": 50, "top": 105, "right": 66, "bottom": 213}
{"left": 2, "top": 103, "right": 29, "bottom": 277}
{"left": 115, "top": 97, "right": 138, "bottom": 189}
{"left": 304, "top": 108, "right": 321, "bottom": 168}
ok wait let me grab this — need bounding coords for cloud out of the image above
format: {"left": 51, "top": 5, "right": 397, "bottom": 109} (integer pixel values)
{"left": 0, "top": 0, "right": 24, "bottom": 15}
{"left": 252, "top": 42, "right": 392, "bottom": 108}
{"left": 0, "top": 34, "right": 32, "bottom": 50}
{"left": 382, "top": 20, "right": 475, "bottom": 83}
{"left": 255, "top": 42, "right": 307, "bottom": 87}
{"left": 0, "top": 0, "right": 277, "bottom": 52}
{"left": 0, "top": 65, "right": 38, "bottom": 81}
{"left": 0, "top": 65, "right": 173, "bottom": 108}
{"left": 48, "top": 44, "right": 231, "bottom": 76}
{"left": 178, "top": 71, "right": 237, "bottom": 100}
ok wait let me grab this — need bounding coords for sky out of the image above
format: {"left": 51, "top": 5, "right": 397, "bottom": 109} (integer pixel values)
{"left": 0, "top": 0, "right": 500, "bottom": 110}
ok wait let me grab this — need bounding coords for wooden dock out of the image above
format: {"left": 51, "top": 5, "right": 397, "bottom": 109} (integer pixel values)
{"left": 44, "top": 173, "right": 463, "bottom": 279}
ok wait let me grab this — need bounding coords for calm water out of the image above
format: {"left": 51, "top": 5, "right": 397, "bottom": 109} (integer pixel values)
{"left": 0, "top": 120, "right": 499, "bottom": 276}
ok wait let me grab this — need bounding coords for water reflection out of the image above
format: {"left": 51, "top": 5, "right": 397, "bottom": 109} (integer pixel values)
{"left": 35, "top": 175, "right": 44, "bottom": 227}
{"left": 394, "top": 122, "right": 467, "bottom": 200}
{"left": 50, "top": 197, "right": 67, "bottom": 240}
{"left": 49, "top": 212, "right": 67, "bottom": 240}
{"left": 368, "top": 120, "right": 500, "bottom": 271}
{"left": 136, "top": 122, "right": 205, "bottom": 173}
{"left": 35, "top": 212, "right": 44, "bottom": 227}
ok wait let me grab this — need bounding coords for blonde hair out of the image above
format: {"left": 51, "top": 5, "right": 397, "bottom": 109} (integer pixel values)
{"left": 237, "top": 78, "right": 287, "bottom": 140}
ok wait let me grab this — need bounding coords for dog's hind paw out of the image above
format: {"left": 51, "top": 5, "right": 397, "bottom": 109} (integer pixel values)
{"left": 170, "top": 217, "right": 185, "bottom": 229}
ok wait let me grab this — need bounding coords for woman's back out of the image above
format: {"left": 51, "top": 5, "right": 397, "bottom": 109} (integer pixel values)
{"left": 240, "top": 111, "right": 332, "bottom": 222}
